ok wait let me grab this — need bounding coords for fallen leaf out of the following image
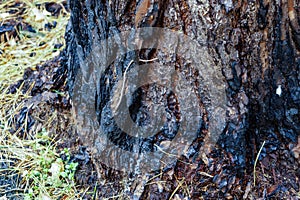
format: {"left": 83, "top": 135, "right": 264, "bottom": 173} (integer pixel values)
{"left": 0, "top": 13, "right": 10, "bottom": 19}
{"left": 40, "top": 194, "right": 51, "bottom": 200}
{"left": 32, "top": 8, "right": 45, "bottom": 21}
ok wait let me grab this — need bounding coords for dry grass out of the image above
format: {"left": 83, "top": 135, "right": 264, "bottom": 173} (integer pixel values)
{"left": 0, "top": 0, "right": 68, "bottom": 86}
{"left": 0, "top": 1, "right": 80, "bottom": 199}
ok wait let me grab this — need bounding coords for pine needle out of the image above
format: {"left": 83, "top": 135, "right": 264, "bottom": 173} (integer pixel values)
{"left": 253, "top": 140, "right": 266, "bottom": 186}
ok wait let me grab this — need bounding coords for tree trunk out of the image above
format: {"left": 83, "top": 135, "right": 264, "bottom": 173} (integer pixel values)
{"left": 63, "top": 0, "right": 300, "bottom": 198}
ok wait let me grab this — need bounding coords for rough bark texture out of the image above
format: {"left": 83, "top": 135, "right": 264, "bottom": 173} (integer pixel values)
{"left": 63, "top": 0, "right": 300, "bottom": 198}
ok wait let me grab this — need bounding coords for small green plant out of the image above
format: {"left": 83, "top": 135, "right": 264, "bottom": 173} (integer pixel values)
{"left": 22, "top": 133, "right": 79, "bottom": 199}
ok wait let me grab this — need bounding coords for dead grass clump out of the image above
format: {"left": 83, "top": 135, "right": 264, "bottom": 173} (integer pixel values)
{"left": 0, "top": 1, "right": 83, "bottom": 199}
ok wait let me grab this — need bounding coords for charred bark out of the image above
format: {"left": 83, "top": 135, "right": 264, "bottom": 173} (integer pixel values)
{"left": 63, "top": 0, "right": 300, "bottom": 198}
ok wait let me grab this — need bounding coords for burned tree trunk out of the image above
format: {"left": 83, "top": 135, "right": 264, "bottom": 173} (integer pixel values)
{"left": 62, "top": 0, "right": 300, "bottom": 198}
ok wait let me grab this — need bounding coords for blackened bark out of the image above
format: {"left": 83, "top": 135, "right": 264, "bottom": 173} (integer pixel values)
{"left": 63, "top": 0, "right": 300, "bottom": 198}
{"left": 207, "top": 0, "right": 300, "bottom": 172}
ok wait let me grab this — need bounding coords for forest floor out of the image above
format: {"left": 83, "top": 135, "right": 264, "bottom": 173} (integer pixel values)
{"left": 0, "top": 1, "right": 299, "bottom": 199}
